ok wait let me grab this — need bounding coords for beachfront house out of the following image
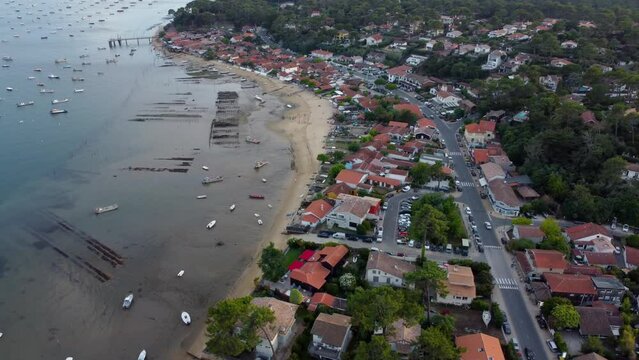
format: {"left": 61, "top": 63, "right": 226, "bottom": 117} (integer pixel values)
{"left": 326, "top": 195, "right": 373, "bottom": 230}
{"left": 251, "top": 297, "right": 299, "bottom": 359}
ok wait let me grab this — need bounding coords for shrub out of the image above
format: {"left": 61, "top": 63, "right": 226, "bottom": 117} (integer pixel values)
{"left": 470, "top": 298, "right": 490, "bottom": 311}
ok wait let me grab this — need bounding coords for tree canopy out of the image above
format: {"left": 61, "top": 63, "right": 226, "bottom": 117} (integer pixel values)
{"left": 348, "top": 286, "right": 424, "bottom": 335}
{"left": 411, "top": 327, "right": 461, "bottom": 360}
{"left": 205, "top": 296, "right": 275, "bottom": 356}
{"left": 258, "top": 242, "right": 286, "bottom": 281}
{"left": 353, "top": 336, "right": 400, "bottom": 360}
{"left": 405, "top": 258, "right": 448, "bottom": 322}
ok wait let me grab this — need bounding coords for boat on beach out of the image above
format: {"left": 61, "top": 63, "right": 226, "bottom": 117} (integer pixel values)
{"left": 206, "top": 219, "right": 216, "bottom": 229}
{"left": 52, "top": 98, "right": 69, "bottom": 104}
{"left": 6, "top": 87, "right": 13, "bottom": 91}
{"left": 258, "top": 219, "right": 263, "bottom": 225}
{"left": 95, "top": 204, "right": 118, "bottom": 214}
{"left": 202, "top": 166, "right": 209, "bottom": 171}
{"left": 17, "top": 101, "right": 34, "bottom": 107}
{"left": 47, "top": 74, "right": 59, "bottom": 79}
{"left": 50, "top": 108, "right": 67, "bottom": 114}
{"left": 254, "top": 213, "right": 260, "bottom": 217}
{"left": 122, "top": 293, "right": 134, "bottom": 309}
{"left": 40, "top": 89, "right": 54, "bottom": 93}
{"left": 262, "top": 178, "right": 267, "bottom": 183}
{"left": 138, "top": 350, "right": 146, "bottom": 360}
{"left": 74, "top": 89, "right": 84, "bottom": 93}
{"left": 245, "top": 136, "right": 260, "bottom": 144}
{"left": 254, "top": 160, "right": 269, "bottom": 169}
{"left": 196, "top": 195, "right": 207, "bottom": 199}
{"left": 229, "top": 204, "right": 236, "bottom": 211}
{"left": 202, "top": 176, "right": 223, "bottom": 184}
{"left": 249, "top": 194, "right": 265, "bottom": 199}
{"left": 181, "top": 311, "right": 191, "bottom": 325}
{"left": 177, "top": 270, "right": 184, "bottom": 277}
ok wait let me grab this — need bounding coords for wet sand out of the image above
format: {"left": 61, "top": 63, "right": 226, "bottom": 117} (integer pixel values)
{"left": 159, "top": 53, "right": 334, "bottom": 358}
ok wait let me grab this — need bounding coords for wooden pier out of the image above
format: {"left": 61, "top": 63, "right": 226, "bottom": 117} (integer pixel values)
{"left": 108, "top": 36, "right": 153, "bottom": 48}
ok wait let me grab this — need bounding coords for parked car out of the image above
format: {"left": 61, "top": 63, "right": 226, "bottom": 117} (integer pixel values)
{"left": 484, "top": 221, "right": 492, "bottom": 230}
{"left": 408, "top": 240, "right": 415, "bottom": 247}
{"left": 332, "top": 232, "right": 346, "bottom": 240}
{"left": 402, "top": 185, "right": 411, "bottom": 192}
{"left": 465, "top": 206, "right": 472, "bottom": 215}
{"left": 546, "top": 340, "right": 559, "bottom": 353}
{"left": 317, "top": 231, "right": 332, "bottom": 238}
{"left": 525, "top": 347, "right": 535, "bottom": 360}
{"left": 623, "top": 224, "right": 630, "bottom": 232}
{"left": 346, "top": 233, "right": 358, "bottom": 241}
{"left": 502, "top": 323, "right": 511, "bottom": 335}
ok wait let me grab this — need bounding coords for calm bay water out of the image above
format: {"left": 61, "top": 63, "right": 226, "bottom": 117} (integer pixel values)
{"left": 0, "top": 1, "right": 293, "bottom": 359}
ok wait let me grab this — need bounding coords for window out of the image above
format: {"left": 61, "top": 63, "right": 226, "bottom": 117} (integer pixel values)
{"left": 373, "top": 276, "right": 379, "bottom": 283}
{"left": 386, "top": 278, "right": 391, "bottom": 284}
{"left": 372, "top": 270, "right": 376, "bottom": 274}
{"left": 462, "top": 297, "right": 468, "bottom": 300}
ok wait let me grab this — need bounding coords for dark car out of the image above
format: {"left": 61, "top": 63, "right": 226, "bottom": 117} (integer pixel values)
{"left": 360, "top": 236, "right": 374, "bottom": 243}
{"left": 346, "top": 233, "right": 358, "bottom": 241}
{"left": 317, "top": 231, "right": 331, "bottom": 238}
{"left": 502, "top": 323, "right": 511, "bottom": 335}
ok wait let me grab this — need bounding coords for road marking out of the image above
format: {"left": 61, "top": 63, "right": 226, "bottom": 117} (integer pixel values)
{"left": 483, "top": 245, "right": 503, "bottom": 250}
{"left": 496, "top": 277, "right": 519, "bottom": 290}
{"left": 458, "top": 181, "right": 475, "bottom": 187}
{"left": 448, "top": 151, "right": 463, "bottom": 156}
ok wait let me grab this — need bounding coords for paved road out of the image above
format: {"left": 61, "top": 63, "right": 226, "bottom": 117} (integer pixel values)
{"left": 392, "top": 88, "right": 552, "bottom": 359}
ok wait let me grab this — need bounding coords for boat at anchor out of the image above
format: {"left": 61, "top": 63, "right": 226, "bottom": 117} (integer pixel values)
{"left": 202, "top": 176, "right": 223, "bottom": 184}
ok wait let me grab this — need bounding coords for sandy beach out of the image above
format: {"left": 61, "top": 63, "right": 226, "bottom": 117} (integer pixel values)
{"left": 159, "top": 49, "right": 333, "bottom": 358}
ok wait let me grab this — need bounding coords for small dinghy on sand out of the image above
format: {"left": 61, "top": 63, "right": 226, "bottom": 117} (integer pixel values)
{"left": 177, "top": 270, "right": 185, "bottom": 277}
{"left": 138, "top": 350, "right": 147, "bottom": 360}
{"left": 229, "top": 204, "right": 236, "bottom": 211}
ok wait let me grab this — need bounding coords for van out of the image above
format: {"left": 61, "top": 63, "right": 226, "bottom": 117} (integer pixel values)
{"left": 445, "top": 244, "right": 453, "bottom": 253}
{"left": 546, "top": 339, "right": 559, "bottom": 353}
{"left": 332, "top": 232, "right": 346, "bottom": 240}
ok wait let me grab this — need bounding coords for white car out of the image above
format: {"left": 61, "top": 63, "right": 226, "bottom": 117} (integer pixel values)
{"left": 402, "top": 185, "right": 411, "bottom": 192}
{"left": 408, "top": 240, "right": 415, "bottom": 247}
{"left": 455, "top": 180, "right": 461, "bottom": 186}
{"left": 465, "top": 207, "right": 472, "bottom": 215}
{"left": 371, "top": 247, "right": 380, "bottom": 252}
{"left": 484, "top": 222, "right": 492, "bottom": 230}
{"left": 623, "top": 224, "right": 630, "bottom": 232}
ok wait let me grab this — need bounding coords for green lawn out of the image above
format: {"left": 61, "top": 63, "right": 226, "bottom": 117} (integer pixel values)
{"left": 283, "top": 247, "right": 303, "bottom": 266}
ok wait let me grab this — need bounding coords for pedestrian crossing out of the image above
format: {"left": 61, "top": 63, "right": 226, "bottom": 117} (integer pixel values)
{"left": 496, "top": 277, "right": 519, "bottom": 290}
{"left": 449, "top": 151, "right": 463, "bottom": 156}
{"left": 483, "top": 245, "right": 503, "bottom": 250}
{"left": 458, "top": 181, "right": 475, "bottom": 187}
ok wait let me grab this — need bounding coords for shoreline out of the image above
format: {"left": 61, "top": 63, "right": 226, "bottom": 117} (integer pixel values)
{"left": 155, "top": 42, "right": 334, "bottom": 359}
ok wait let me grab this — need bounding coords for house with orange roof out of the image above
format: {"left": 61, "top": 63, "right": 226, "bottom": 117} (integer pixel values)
{"left": 367, "top": 175, "right": 402, "bottom": 189}
{"left": 393, "top": 103, "right": 423, "bottom": 118}
{"left": 300, "top": 199, "right": 334, "bottom": 228}
{"left": 386, "top": 65, "right": 412, "bottom": 83}
{"left": 323, "top": 182, "right": 353, "bottom": 199}
{"left": 437, "top": 265, "right": 476, "bottom": 305}
{"left": 543, "top": 272, "right": 597, "bottom": 304}
{"left": 416, "top": 118, "right": 436, "bottom": 129}
{"left": 307, "top": 292, "right": 347, "bottom": 312}
{"left": 524, "top": 249, "right": 568, "bottom": 280}
{"left": 565, "top": 223, "right": 612, "bottom": 247}
{"left": 290, "top": 262, "right": 331, "bottom": 291}
{"left": 456, "top": 333, "right": 505, "bottom": 360}
{"left": 365, "top": 33, "right": 384, "bottom": 46}
{"left": 387, "top": 120, "right": 409, "bottom": 129}
{"left": 309, "top": 245, "right": 349, "bottom": 271}
{"left": 464, "top": 120, "right": 496, "bottom": 147}
{"left": 335, "top": 169, "right": 368, "bottom": 188}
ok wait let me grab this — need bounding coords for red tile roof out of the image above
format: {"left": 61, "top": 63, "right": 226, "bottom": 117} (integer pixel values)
{"left": 290, "top": 262, "right": 330, "bottom": 290}
{"left": 302, "top": 199, "right": 334, "bottom": 224}
{"left": 626, "top": 246, "right": 639, "bottom": 267}
{"left": 416, "top": 118, "right": 436, "bottom": 128}
{"left": 528, "top": 249, "right": 568, "bottom": 270}
{"left": 310, "top": 245, "right": 349, "bottom": 269}
{"left": 583, "top": 251, "right": 617, "bottom": 266}
{"left": 544, "top": 273, "right": 596, "bottom": 295}
{"left": 308, "top": 292, "right": 337, "bottom": 311}
{"left": 323, "top": 182, "right": 352, "bottom": 197}
{"left": 367, "top": 175, "right": 402, "bottom": 187}
{"left": 388, "top": 120, "right": 409, "bottom": 128}
{"left": 387, "top": 64, "right": 411, "bottom": 76}
{"left": 581, "top": 111, "right": 598, "bottom": 125}
{"left": 335, "top": 169, "right": 367, "bottom": 186}
{"left": 515, "top": 225, "right": 544, "bottom": 239}
{"left": 473, "top": 149, "right": 490, "bottom": 164}
{"left": 393, "top": 103, "right": 423, "bottom": 118}
{"left": 564, "top": 264, "right": 603, "bottom": 276}
{"left": 565, "top": 223, "right": 610, "bottom": 241}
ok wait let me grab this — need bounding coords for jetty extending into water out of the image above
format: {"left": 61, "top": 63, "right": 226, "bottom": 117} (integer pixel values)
{"left": 108, "top": 36, "right": 152, "bottom": 48}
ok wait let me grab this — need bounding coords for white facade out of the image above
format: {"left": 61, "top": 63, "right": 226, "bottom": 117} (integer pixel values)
{"left": 481, "top": 50, "right": 505, "bottom": 70}
{"left": 326, "top": 210, "right": 365, "bottom": 231}
{"left": 366, "top": 268, "right": 406, "bottom": 287}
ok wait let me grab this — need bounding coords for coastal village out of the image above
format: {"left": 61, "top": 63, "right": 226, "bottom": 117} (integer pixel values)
{"left": 160, "top": 4, "right": 639, "bottom": 360}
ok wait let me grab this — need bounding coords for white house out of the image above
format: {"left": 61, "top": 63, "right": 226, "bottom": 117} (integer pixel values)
{"left": 487, "top": 29, "right": 507, "bottom": 38}
{"left": 311, "top": 49, "right": 334, "bottom": 60}
{"left": 326, "top": 196, "right": 371, "bottom": 230}
{"left": 365, "top": 33, "right": 383, "bottom": 46}
{"left": 437, "top": 265, "right": 476, "bottom": 306}
{"left": 251, "top": 297, "right": 299, "bottom": 359}
{"left": 405, "top": 54, "right": 428, "bottom": 66}
{"left": 446, "top": 30, "right": 463, "bottom": 38}
{"left": 474, "top": 44, "right": 491, "bottom": 55}
{"left": 481, "top": 50, "right": 506, "bottom": 71}
{"left": 308, "top": 313, "right": 353, "bottom": 360}
{"left": 623, "top": 163, "right": 639, "bottom": 180}
{"left": 561, "top": 40, "right": 578, "bottom": 49}
{"left": 435, "top": 90, "right": 461, "bottom": 108}
{"left": 365, "top": 251, "right": 416, "bottom": 288}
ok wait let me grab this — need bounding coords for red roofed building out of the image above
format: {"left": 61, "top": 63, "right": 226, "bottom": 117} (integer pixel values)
{"left": 365, "top": 33, "right": 384, "bottom": 46}
{"left": 310, "top": 49, "right": 334, "bottom": 60}
{"left": 524, "top": 249, "right": 568, "bottom": 280}
{"left": 626, "top": 246, "right": 639, "bottom": 269}
{"left": 300, "top": 199, "right": 334, "bottom": 227}
{"left": 323, "top": 182, "right": 353, "bottom": 199}
{"left": 472, "top": 148, "right": 490, "bottom": 164}
{"left": 386, "top": 65, "right": 412, "bottom": 83}
{"left": 543, "top": 273, "right": 597, "bottom": 305}
{"left": 309, "top": 245, "right": 349, "bottom": 271}
{"left": 308, "top": 292, "right": 347, "bottom": 312}
{"left": 581, "top": 251, "right": 619, "bottom": 268}
{"left": 288, "top": 260, "right": 304, "bottom": 271}
{"left": 581, "top": 111, "right": 598, "bottom": 126}
{"left": 373, "top": 133, "right": 391, "bottom": 144}
{"left": 356, "top": 96, "right": 379, "bottom": 112}
{"left": 565, "top": 223, "right": 611, "bottom": 244}
{"left": 299, "top": 249, "right": 315, "bottom": 261}
{"left": 513, "top": 225, "right": 545, "bottom": 243}
{"left": 416, "top": 118, "right": 436, "bottom": 129}
{"left": 335, "top": 169, "right": 368, "bottom": 188}
{"left": 290, "top": 262, "right": 331, "bottom": 291}
{"left": 464, "top": 120, "right": 496, "bottom": 147}
{"left": 393, "top": 103, "right": 423, "bottom": 119}
{"left": 366, "top": 174, "right": 402, "bottom": 189}
{"left": 387, "top": 120, "right": 409, "bottom": 128}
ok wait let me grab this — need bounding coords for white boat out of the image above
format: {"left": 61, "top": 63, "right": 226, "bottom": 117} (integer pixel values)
{"left": 5, "top": 87, "right": 13, "bottom": 91}
{"left": 202, "top": 166, "right": 209, "bottom": 171}
{"left": 52, "top": 98, "right": 69, "bottom": 104}
{"left": 254, "top": 95, "right": 264, "bottom": 102}
{"left": 254, "top": 160, "right": 269, "bottom": 169}
{"left": 177, "top": 270, "right": 184, "bottom": 277}
{"left": 122, "top": 293, "right": 133, "bottom": 309}
{"left": 261, "top": 178, "right": 267, "bottom": 183}
{"left": 74, "top": 89, "right": 84, "bottom": 93}
{"left": 47, "top": 74, "right": 59, "bottom": 79}
{"left": 254, "top": 213, "right": 260, "bottom": 217}
{"left": 95, "top": 204, "right": 118, "bottom": 214}
{"left": 50, "top": 109, "right": 67, "bottom": 114}
{"left": 33, "top": 68, "right": 42, "bottom": 72}
{"left": 17, "top": 101, "right": 34, "bottom": 107}
{"left": 206, "top": 220, "right": 216, "bottom": 229}
{"left": 181, "top": 311, "right": 191, "bottom": 325}
{"left": 27, "top": 76, "right": 35, "bottom": 80}
{"left": 40, "top": 89, "right": 54, "bottom": 93}
{"left": 138, "top": 350, "right": 146, "bottom": 360}
{"left": 257, "top": 219, "right": 263, "bottom": 225}
{"left": 196, "top": 195, "right": 207, "bottom": 199}
{"left": 267, "top": 204, "right": 273, "bottom": 208}
{"left": 0, "top": 332, "right": 3, "bottom": 338}
{"left": 229, "top": 204, "right": 236, "bottom": 211}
